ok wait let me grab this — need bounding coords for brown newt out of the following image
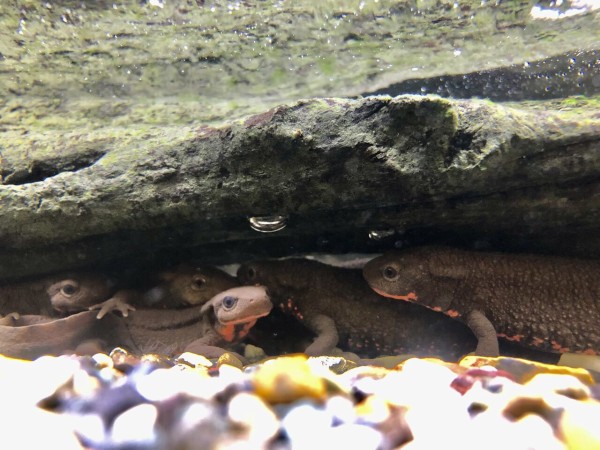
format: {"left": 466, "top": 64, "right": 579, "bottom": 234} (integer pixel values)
{"left": 0, "top": 286, "right": 271, "bottom": 360}
{"left": 141, "top": 264, "right": 239, "bottom": 308}
{"left": 48, "top": 265, "right": 239, "bottom": 318}
{"left": 237, "top": 258, "right": 477, "bottom": 360}
{"left": 363, "top": 246, "right": 600, "bottom": 356}
{"left": 1, "top": 272, "right": 114, "bottom": 317}
{"left": 0, "top": 311, "right": 130, "bottom": 360}
{"left": 121, "top": 285, "right": 272, "bottom": 357}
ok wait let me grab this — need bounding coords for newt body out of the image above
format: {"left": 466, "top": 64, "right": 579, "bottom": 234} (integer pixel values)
{"left": 237, "top": 258, "right": 477, "bottom": 360}
{"left": 363, "top": 246, "right": 600, "bottom": 356}
{"left": 0, "top": 311, "right": 130, "bottom": 360}
{"left": 122, "top": 285, "right": 272, "bottom": 356}
{"left": 0, "top": 286, "right": 270, "bottom": 359}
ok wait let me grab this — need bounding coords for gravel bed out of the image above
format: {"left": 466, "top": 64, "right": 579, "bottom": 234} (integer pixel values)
{"left": 1, "top": 349, "right": 599, "bottom": 449}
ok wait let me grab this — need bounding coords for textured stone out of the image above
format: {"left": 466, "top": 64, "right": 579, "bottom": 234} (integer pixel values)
{"left": 1, "top": 95, "right": 599, "bottom": 281}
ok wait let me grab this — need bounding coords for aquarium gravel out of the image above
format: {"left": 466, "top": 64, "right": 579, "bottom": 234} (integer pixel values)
{"left": 1, "top": 350, "right": 599, "bottom": 450}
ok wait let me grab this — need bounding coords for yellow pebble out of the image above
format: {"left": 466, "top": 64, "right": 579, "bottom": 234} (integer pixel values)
{"left": 308, "top": 355, "right": 357, "bottom": 374}
{"left": 244, "top": 344, "right": 267, "bottom": 363}
{"left": 176, "top": 352, "right": 213, "bottom": 368}
{"left": 72, "top": 368, "right": 100, "bottom": 397}
{"left": 252, "top": 354, "right": 327, "bottom": 404}
{"left": 459, "top": 356, "right": 595, "bottom": 386}
{"left": 355, "top": 395, "right": 391, "bottom": 424}
{"left": 559, "top": 400, "right": 600, "bottom": 450}
{"left": 218, "top": 352, "right": 244, "bottom": 370}
{"left": 559, "top": 353, "right": 600, "bottom": 373}
{"left": 91, "top": 353, "right": 113, "bottom": 370}
{"left": 141, "top": 353, "right": 174, "bottom": 368}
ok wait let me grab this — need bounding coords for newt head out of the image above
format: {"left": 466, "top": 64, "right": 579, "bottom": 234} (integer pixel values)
{"left": 362, "top": 247, "right": 454, "bottom": 312}
{"left": 237, "top": 259, "right": 312, "bottom": 293}
{"left": 48, "top": 273, "right": 115, "bottom": 313}
{"left": 201, "top": 285, "right": 273, "bottom": 342}
{"left": 144, "top": 265, "right": 239, "bottom": 307}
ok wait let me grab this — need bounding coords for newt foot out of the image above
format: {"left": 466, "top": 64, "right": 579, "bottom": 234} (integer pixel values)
{"left": 89, "top": 296, "right": 136, "bottom": 319}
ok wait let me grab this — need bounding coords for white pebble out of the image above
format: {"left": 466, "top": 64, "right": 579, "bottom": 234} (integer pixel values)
{"left": 136, "top": 368, "right": 182, "bottom": 401}
{"left": 91, "top": 353, "right": 113, "bottom": 369}
{"left": 72, "top": 368, "right": 100, "bottom": 397}
{"left": 68, "top": 413, "right": 106, "bottom": 444}
{"left": 1, "top": 407, "right": 84, "bottom": 450}
{"left": 526, "top": 373, "right": 590, "bottom": 398}
{"left": 15, "top": 356, "right": 80, "bottom": 405}
{"left": 470, "top": 409, "right": 564, "bottom": 450}
{"left": 324, "top": 424, "right": 382, "bottom": 450}
{"left": 228, "top": 392, "right": 279, "bottom": 443}
{"left": 218, "top": 363, "right": 245, "bottom": 383}
{"left": 377, "top": 366, "right": 463, "bottom": 407}
{"left": 177, "top": 352, "right": 213, "bottom": 368}
{"left": 282, "top": 402, "right": 333, "bottom": 448}
{"left": 138, "top": 368, "right": 221, "bottom": 401}
{"left": 179, "top": 402, "right": 215, "bottom": 432}
{"left": 325, "top": 395, "right": 357, "bottom": 424}
{"left": 110, "top": 403, "right": 158, "bottom": 444}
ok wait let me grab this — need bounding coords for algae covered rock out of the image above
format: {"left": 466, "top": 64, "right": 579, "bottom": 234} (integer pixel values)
{"left": 1, "top": 95, "right": 600, "bottom": 280}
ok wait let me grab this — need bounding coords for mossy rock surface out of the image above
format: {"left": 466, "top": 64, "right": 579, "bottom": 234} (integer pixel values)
{"left": 1, "top": 95, "right": 600, "bottom": 279}
{"left": 1, "top": 1, "right": 599, "bottom": 279}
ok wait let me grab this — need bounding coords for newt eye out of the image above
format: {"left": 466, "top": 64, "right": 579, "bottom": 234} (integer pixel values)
{"left": 383, "top": 266, "right": 398, "bottom": 280}
{"left": 222, "top": 296, "right": 237, "bottom": 310}
{"left": 61, "top": 282, "right": 79, "bottom": 297}
{"left": 191, "top": 276, "right": 206, "bottom": 291}
{"left": 246, "top": 267, "right": 256, "bottom": 280}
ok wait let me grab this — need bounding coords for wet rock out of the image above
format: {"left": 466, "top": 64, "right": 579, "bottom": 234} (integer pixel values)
{"left": 1, "top": 95, "right": 600, "bottom": 281}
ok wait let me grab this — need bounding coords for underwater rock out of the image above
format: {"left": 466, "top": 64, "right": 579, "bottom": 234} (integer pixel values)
{"left": 1, "top": 95, "right": 600, "bottom": 279}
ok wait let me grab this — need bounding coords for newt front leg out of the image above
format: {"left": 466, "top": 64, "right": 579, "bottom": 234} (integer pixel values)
{"left": 465, "top": 310, "right": 500, "bottom": 356}
{"left": 89, "top": 290, "right": 137, "bottom": 319}
{"left": 303, "top": 314, "right": 339, "bottom": 356}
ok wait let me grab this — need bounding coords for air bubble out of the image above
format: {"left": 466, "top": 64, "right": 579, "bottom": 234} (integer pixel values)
{"left": 368, "top": 229, "right": 395, "bottom": 240}
{"left": 249, "top": 215, "right": 288, "bottom": 233}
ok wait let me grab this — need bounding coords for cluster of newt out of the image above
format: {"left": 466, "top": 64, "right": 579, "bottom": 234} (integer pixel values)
{"left": 0, "top": 247, "right": 598, "bottom": 363}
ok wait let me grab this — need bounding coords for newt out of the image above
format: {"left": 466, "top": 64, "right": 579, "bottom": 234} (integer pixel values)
{"left": 49, "top": 265, "right": 239, "bottom": 319}
{"left": 0, "top": 311, "right": 130, "bottom": 360}
{"left": 237, "top": 258, "right": 477, "bottom": 360}
{"left": 0, "top": 286, "right": 271, "bottom": 360}
{"left": 141, "top": 264, "right": 239, "bottom": 308}
{"left": 1, "top": 272, "right": 114, "bottom": 318}
{"left": 120, "top": 285, "right": 273, "bottom": 357}
{"left": 362, "top": 246, "right": 600, "bottom": 356}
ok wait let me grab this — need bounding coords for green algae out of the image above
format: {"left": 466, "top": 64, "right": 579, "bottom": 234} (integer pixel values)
{"left": 1, "top": 0, "right": 598, "bottom": 140}
{"left": 1, "top": 1, "right": 599, "bottom": 278}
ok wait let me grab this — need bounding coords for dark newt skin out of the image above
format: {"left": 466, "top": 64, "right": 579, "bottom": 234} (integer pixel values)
{"left": 237, "top": 258, "right": 478, "bottom": 360}
{"left": 363, "top": 246, "right": 600, "bottom": 357}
